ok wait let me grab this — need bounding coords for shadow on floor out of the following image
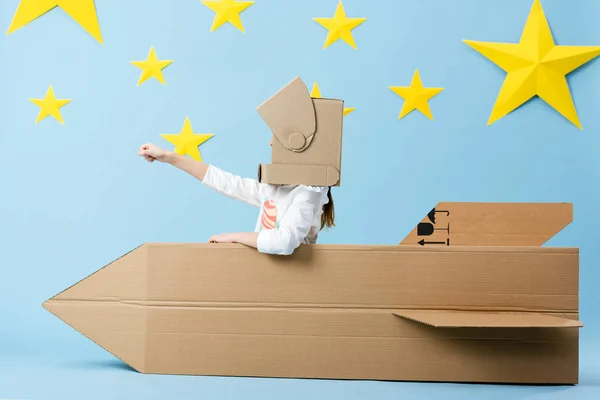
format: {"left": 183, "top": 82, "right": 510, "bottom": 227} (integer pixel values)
{"left": 59, "top": 358, "right": 137, "bottom": 373}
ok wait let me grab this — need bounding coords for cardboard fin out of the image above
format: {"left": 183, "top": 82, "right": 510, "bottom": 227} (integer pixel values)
{"left": 394, "top": 310, "right": 583, "bottom": 328}
{"left": 399, "top": 202, "right": 573, "bottom": 247}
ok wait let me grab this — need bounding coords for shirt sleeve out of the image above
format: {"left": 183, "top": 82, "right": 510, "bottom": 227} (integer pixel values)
{"left": 202, "top": 164, "right": 265, "bottom": 208}
{"left": 257, "top": 187, "right": 329, "bottom": 256}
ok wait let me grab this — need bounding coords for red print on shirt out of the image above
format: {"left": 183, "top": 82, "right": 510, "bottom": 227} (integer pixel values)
{"left": 261, "top": 199, "right": 277, "bottom": 230}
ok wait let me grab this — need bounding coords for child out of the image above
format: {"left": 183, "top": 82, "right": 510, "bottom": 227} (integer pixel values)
{"left": 138, "top": 141, "right": 335, "bottom": 256}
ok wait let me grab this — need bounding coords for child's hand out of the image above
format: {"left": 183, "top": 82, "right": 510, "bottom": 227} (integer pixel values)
{"left": 138, "top": 143, "right": 171, "bottom": 163}
{"left": 209, "top": 233, "right": 238, "bottom": 244}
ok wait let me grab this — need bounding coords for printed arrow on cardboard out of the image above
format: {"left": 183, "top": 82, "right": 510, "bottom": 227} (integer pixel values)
{"left": 399, "top": 202, "right": 573, "bottom": 247}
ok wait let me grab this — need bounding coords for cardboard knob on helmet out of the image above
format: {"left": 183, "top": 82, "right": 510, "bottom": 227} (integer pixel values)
{"left": 288, "top": 132, "right": 306, "bottom": 150}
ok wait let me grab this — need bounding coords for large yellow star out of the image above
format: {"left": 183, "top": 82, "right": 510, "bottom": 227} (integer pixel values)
{"left": 130, "top": 47, "right": 173, "bottom": 86}
{"left": 29, "top": 85, "right": 72, "bottom": 124}
{"left": 7, "top": 0, "right": 102, "bottom": 44}
{"left": 310, "top": 82, "right": 355, "bottom": 116}
{"left": 201, "top": 0, "right": 254, "bottom": 33}
{"left": 313, "top": 1, "right": 366, "bottom": 50}
{"left": 463, "top": 0, "right": 600, "bottom": 129}
{"left": 389, "top": 69, "right": 444, "bottom": 120}
{"left": 161, "top": 117, "right": 214, "bottom": 162}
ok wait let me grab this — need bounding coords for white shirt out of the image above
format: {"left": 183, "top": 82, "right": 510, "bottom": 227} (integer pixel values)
{"left": 202, "top": 164, "right": 330, "bottom": 255}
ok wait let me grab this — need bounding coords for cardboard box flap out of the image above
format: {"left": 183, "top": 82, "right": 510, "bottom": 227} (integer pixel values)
{"left": 394, "top": 310, "right": 583, "bottom": 328}
{"left": 258, "top": 163, "right": 340, "bottom": 186}
{"left": 256, "top": 76, "right": 316, "bottom": 152}
{"left": 399, "top": 202, "right": 573, "bottom": 247}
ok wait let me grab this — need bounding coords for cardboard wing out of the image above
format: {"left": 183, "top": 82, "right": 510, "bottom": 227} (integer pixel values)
{"left": 399, "top": 202, "right": 573, "bottom": 246}
{"left": 43, "top": 202, "right": 582, "bottom": 384}
{"left": 256, "top": 77, "right": 344, "bottom": 187}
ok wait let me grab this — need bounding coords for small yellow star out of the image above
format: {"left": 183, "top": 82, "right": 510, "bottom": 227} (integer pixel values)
{"left": 310, "top": 82, "right": 355, "bottom": 116}
{"left": 130, "top": 47, "right": 173, "bottom": 86}
{"left": 389, "top": 69, "right": 444, "bottom": 120}
{"left": 313, "top": 1, "right": 366, "bottom": 50}
{"left": 463, "top": 0, "right": 600, "bottom": 129}
{"left": 201, "top": 0, "right": 255, "bottom": 33}
{"left": 29, "top": 85, "right": 72, "bottom": 124}
{"left": 161, "top": 117, "right": 214, "bottom": 162}
{"left": 7, "top": 0, "right": 103, "bottom": 44}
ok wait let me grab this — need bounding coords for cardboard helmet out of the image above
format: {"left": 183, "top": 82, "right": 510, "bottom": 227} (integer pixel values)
{"left": 256, "top": 77, "right": 344, "bottom": 187}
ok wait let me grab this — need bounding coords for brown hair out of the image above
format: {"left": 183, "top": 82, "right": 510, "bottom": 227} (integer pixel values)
{"left": 320, "top": 187, "right": 335, "bottom": 230}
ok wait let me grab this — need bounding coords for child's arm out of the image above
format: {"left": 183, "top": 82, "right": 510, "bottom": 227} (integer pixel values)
{"left": 166, "top": 151, "right": 210, "bottom": 181}
{"left": 139, "top": 143, "right": 265, "bottom": 208}
{"left": 208, "top": 188, "right": 329, "bottom": 255}
{"left": 208, "top": 206, "right": 309, "bottom": 254}
{"left": 200, "top": 163, "right": 264, "bottom": 208}
{"left": 167, "top": 153, "right": 264, "bottom": 207}
{"left": 209, "top": 232, "right": 258, "bottom": 247}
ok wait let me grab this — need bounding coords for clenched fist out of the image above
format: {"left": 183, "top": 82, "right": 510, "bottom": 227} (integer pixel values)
{"left": 138, "top": 143, "right": 172, "bottom": 163}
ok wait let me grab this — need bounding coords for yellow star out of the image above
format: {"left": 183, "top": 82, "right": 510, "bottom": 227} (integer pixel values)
{"left": 310, "top": 82, "right": 355, "bottom": 116}
{"left": 463, "top": 0, "right": 600, "bottom": 129}
{"left": 201, "top": 0, "right": 254, "bottom": 33}
{"left": 389, "top": 69, "right": 444, "bottom": 120}
{"left": 130, "top": 47, "right": 173, "bottom": 86}
{"left": 313, "top": 1, "right": 366, "bottom": 50}
{"left": 161, "top": 117, "right": 214, "bottom": 162}
{"left": 7, "top": 0, "right": 102, "bottom": 44}
{"left": 29, "top": 85, "right": 72, "bottom": 124}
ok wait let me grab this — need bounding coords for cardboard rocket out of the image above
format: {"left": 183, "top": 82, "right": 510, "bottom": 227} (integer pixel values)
{"left": 43, "top": 202, "right": 583, "bottom": 384}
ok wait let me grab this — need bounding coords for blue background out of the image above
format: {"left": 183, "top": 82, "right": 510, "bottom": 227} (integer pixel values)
{"left": 1, "top": 0, "right": 599, "bottom": 398}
